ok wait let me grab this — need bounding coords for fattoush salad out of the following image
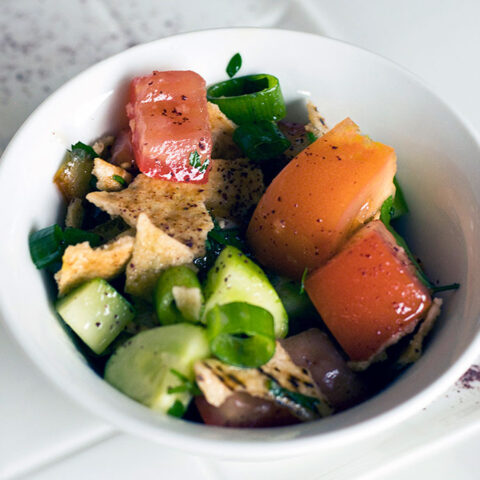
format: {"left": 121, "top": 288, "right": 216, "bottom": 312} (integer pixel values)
{"left": 29, "top": 53, "right": 459, "bottom": 427}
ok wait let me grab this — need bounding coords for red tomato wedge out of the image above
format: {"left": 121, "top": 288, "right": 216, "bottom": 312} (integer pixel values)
{"left": 126, "top": 70, "right": 212, "bottom": 183}
{"left": 305, "top": 220, "right": 432, "bottom": 364}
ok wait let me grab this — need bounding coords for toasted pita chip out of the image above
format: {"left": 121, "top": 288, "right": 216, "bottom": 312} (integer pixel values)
{"left": 305, "top": 101, "right": 329, "bottom": 138}
{"left": 65, "top": 198, "right": 84, "bottom": 229}
{"left": 55, "top": 234, "right": 134, "bottom": 296}
{"left": 86, "top": 174, "right": 213, "bottom": 256}
{"left": 93, "top": 158, "right": 132, "bottom": 192}
{"left": 205, "top": 158, "right": 264, "bottom": 221}
{"left": 208, "top": 102, "right": 242, "bottom": 159}
{"left": 125, "top": 213, "right": 194, "bottom": 299}
{"left": 195, "top": 342, "right": 332, "bottom": 420}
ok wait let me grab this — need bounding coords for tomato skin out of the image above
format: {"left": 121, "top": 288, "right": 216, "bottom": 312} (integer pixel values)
{"left": 126, "top": 70, "right": 212, "bottom": 183}
{"left": 304, "top": 221, "right": 432, "bottom": 363}
{"left": 246, "top": 118, "right": 396, "bottom": 279}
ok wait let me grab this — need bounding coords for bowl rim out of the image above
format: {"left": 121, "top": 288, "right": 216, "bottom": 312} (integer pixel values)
{"left": 1, "top": 26, "right": 480, "bottom": 459}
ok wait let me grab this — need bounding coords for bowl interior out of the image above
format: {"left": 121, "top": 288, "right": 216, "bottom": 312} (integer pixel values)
{"left": 1, "top": 28, "right": 480, "bottom": 458}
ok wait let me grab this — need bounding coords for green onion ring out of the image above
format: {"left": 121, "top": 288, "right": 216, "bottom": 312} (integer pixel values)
{"left": 154, "top": 265, "right": 204, "bottom": 325}
{"left": 207, "top": 74, "right": 286, "bottom": 125}
{"left": 206, "top": 302, "right": 276, "bottom": 368}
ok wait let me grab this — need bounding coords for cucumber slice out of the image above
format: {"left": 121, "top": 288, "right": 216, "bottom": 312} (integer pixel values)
{"left": 56, "top": 278, "right": 135, "bottom": 355}
{"left": 104, "top": 324, "right": 210, "bottom": 413}
{"left": 203, "top": 246, "right": 288, "bottom": 338}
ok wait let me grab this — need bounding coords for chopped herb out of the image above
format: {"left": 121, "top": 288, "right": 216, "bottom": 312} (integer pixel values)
{"left": 299, "top": 267, "right": 308, "bottom": 294}
{"left": 167, "top": 399, "right": 186, "bottom": 418}
{"left": 268, "top": 380, "right": 319, "bottom": 413}
{"left": 226, "top": 52, "right": 242, "bottom": 78}
{"left": 71, "top": 141, "right": 97, "bottom": 159}
{"left": 194, "top": 217, "right": 248, "bottom": 273}
{"left": 306, "top": 131, "right": 317, "bottom": 144}
{"left": 198, "top": 156, "right": 210, "bottom": 173}
{"left": 112, "top": 174, "right": 126, "bottom": 186}
{"left": 431, "top": 283, "right": 460, "bottom": 293}
{"left": 189, "top": 150, "right": 202, "bottom": 168}
{"left": 188, "top": 150, "right": 210, "bottom": 173}
{"left": 167, "top": 368, "right": 202, "bottom": 396}
{"left": 380, "top": 195, "right": 395, "bottom": 226}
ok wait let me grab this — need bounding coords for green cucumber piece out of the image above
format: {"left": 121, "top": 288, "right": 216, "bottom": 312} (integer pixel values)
{"left": 56, "top": 278, "right": 135, "bottom": 355}
{"left": 203, "top": 246, "right": 288, "bottom": 338}
{"left": 104, "top": 324, "right": 210, "bottom": 413}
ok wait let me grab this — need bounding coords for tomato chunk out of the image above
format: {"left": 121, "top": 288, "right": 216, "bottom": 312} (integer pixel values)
{"left": 247, "top": 118, "right": 396, "bottom": 278}
{"left": 305, "top": 221, "right": 432, "bottom": 364}
{"left": 126, "top": 70, "right": 212, "bottom": 183}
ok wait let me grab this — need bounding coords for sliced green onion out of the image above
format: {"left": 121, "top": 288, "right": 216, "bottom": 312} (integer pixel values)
{"left": 154, "top": 266, "right": 204, "bottom": 325}
{"left": 63, "top": 228, "right": 101, "bottom": 247}
{"left": 207, "top": 74, "right": 286, "bottom": 124}
{"left": 226, "top": 53, "right": 242, "bottom": 78}
{"left": 29, "top": 224, "right": 64, "bottom": 269}
{"left": 167, "top": 399, "right": 186, "bottom": 418}
{"left": 29, "top": 224, "right": 103, "bottom": 270}
{"left": 233, "top": 121, "right": 291, "bottom": 162}
{"left": 206, "top": 302, "right": 275, "bottom": 368}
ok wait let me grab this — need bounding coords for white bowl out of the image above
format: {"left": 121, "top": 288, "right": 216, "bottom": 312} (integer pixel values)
{"left": 1, "top": 28, "right": 480, "bottom": 460}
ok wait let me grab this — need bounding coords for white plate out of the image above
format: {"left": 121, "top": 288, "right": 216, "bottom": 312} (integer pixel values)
{"left": 1, "top": 28, "right": 480, "bottom": 460}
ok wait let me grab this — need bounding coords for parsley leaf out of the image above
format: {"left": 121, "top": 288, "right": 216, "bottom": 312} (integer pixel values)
{"left": 71, "top": 141, "right": 97, "bottom": 159}
{"left": 167, "top": 369, "right": 201, "bottom": 396}
{"left": 112, "top": 174, "right": 126, "bottom": 186}
{"left": 189, "top": 150, "right": 202, "bottom": 168}
{"left": 226, "top": 52, "right": 242, "bottom": 78}
{"left": 189, "top": 150, "right": 210, "bottom": 173}
{"left": 167, "top": 399, "right": 186, "bottom": 418}
{"left": 306, "top": 131, "right": 317, "bottom": 144}
{"left": 268, "top": 380, "right": 320, "bottom": 413}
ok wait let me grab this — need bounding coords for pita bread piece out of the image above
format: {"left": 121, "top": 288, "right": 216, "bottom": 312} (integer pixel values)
{"left": 207, "top": 102, "right": 242, "bottom": 160}
{"left": 93, "top": 158, "right": 132, "bottom": 192}
{"left": 86, "top": 174, "right": 213, "bottom": 257}
{"left": 55, "top": 234, "right": 134, "bottom": 296}
{"left": 125, "top": 213, "right": 194, "bottom": 299}
{"left": 205, "top": 158, "right": 264, "bottom": 222}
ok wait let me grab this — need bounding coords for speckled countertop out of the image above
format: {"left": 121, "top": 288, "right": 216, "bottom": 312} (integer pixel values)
{"left": 1, "top": 1, "right": 480, "bottom": 479}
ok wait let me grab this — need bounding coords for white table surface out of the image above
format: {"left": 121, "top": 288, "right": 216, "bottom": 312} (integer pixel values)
{"left": 1, "top": 1, "right": 479, "bottom": 478}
